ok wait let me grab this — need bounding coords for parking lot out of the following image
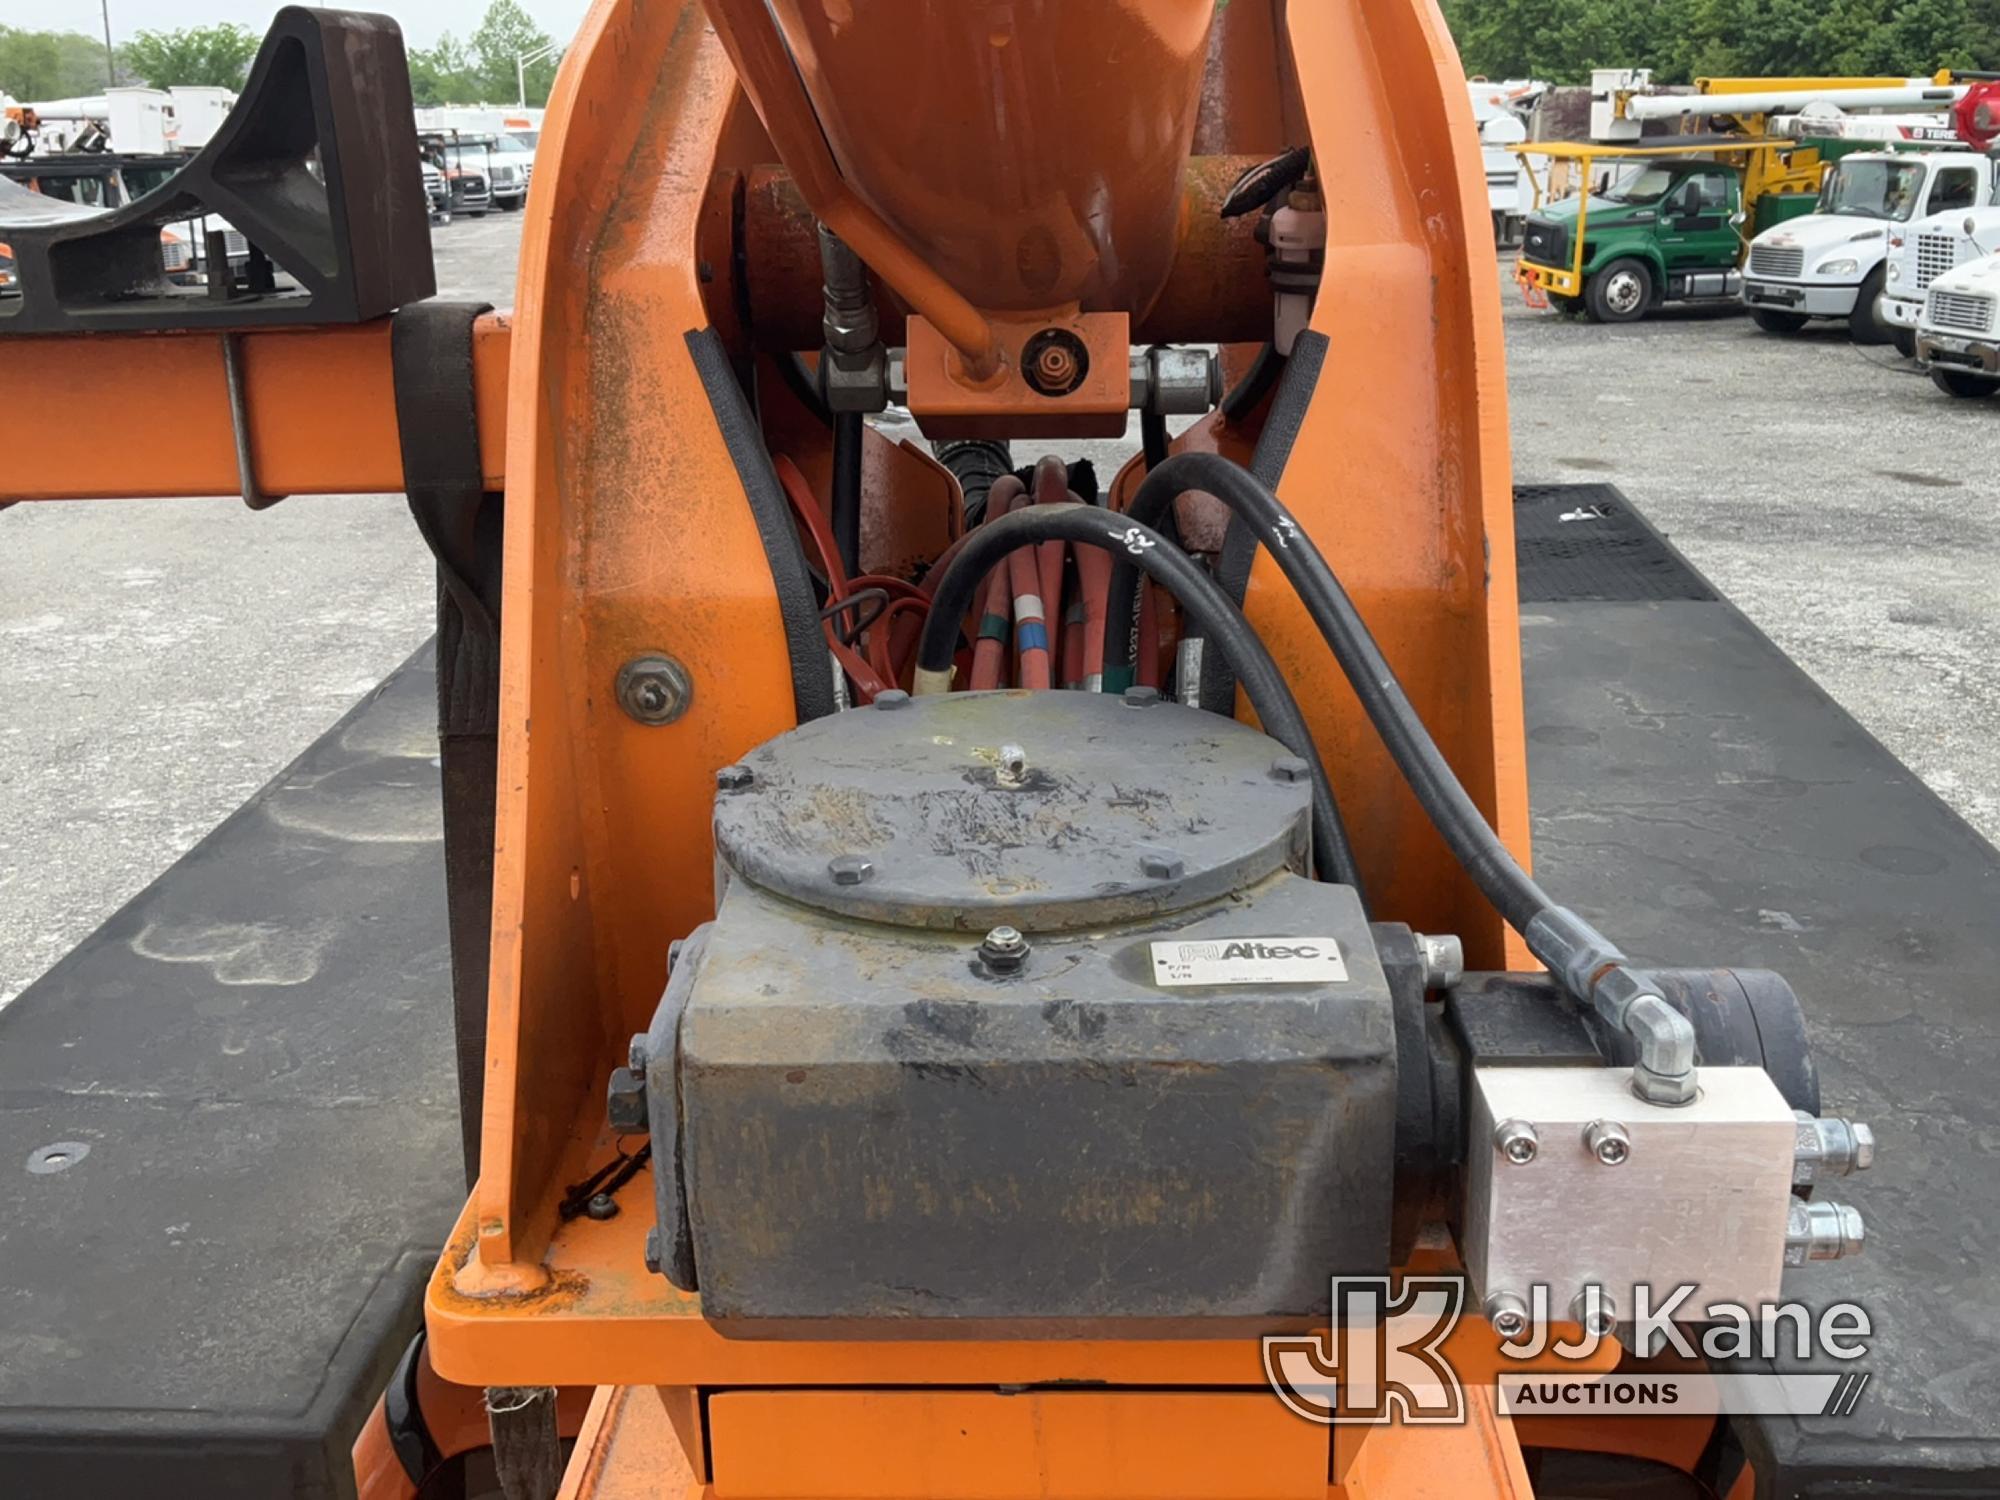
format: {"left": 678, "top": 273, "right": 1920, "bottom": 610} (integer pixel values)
{"left": 2, "top": 214, "right": 1995, "bottom": 1003}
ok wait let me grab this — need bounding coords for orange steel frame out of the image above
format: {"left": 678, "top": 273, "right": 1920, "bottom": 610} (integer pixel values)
{"left": 1, "top": 0, "right": 1614, "bottom": 1492}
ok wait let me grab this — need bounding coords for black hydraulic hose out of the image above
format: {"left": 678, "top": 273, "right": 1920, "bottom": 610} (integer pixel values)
{"left": 1112, "top": 451, "right": 1552, "bottom": 933}
{"left": 915, "top": 503, "right": 1364, "bottom": 894}
{"left": 830, "top": 410, "right": 864, "bottom": 576}
{"left": 1140, "top": 409, "right": 1170, "bottom": 472}
{"left": 777, "top": 351, "right": 832, "bottom": 424}
{"left": 1220, "top": 342, "right": 1284, "bottom": 423}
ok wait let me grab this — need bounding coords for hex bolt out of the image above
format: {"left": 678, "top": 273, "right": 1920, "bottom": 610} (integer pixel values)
{"left": 1570, "top": 1287, "right": 1617, "bottom": 1338}
{"left": 1494, "top": 1119, "right": 1539, "bottom": 1165}
{"left": 585, "top": 1192, "right": 620, "bottom": 1222}
{"left": 979, "top": 925, "right": 1030, "bottom": 974}
{"left": 1485, "top": 1291, "right": 1531, "bottom": 1342}
{"left": 1414, "top": 932, "right": 1465, "bottom": 990}
{"left": 1140, "top": 850, "right": 1186, "bottom": 881}
{"left": 1269, "top": 754, "right": 1311, "bottom": 784}
{"left": 828, "top": 854, "right": 875, "bottom": 887}
{"left": 606, "top": 1066, "right": 650, "bottom": 1134}
{"left": 1123, "top": 685, "right": 1162, "bottom": 707}
{"left": 616, "top": 654, "right": 693, "bottom": 725}
{"left": 1793, "top": 1111, "right": 1877, "bottom": 1184}
{"left": 716, "top": 763, "right": 755, "bottom": 792}
{"left": 874, "top": 689, "right": 911, "bottom": 710}
{"left": 997, "top": 743, "right": 1029, "bottom": 788}
{"left": 1584, "top": 1119, "right": 1631, "bottom": 1167}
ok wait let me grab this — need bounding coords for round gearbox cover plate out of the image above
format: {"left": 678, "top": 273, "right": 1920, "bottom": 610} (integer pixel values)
{"left": 713, "top": 690, "right": 1312, "bottom": 932}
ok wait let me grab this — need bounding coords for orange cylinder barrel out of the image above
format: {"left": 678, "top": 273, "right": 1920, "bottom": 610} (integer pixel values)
{"left": 762, "top": 0, "right": 1217, "bottom": 319}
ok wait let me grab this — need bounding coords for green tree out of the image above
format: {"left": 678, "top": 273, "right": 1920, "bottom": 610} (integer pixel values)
{"left": 0, "top": 26, "right": 123, "bottom": 99}
{"left": 122, "top": 23, "right": 259, "bottom": 90}
{"left": 1443, "top": 0, "right": 1991, "bottom": 80}
{"left": 409, "top": 33, "right": 482, "bottom": 107}
{"left": 469, "top": 0, "right": 561, "bottom": 106}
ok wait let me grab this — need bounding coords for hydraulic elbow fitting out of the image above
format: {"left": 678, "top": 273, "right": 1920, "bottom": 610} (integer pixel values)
{"left": 1522, "top": 906, "right": 1700, "bottom": 1107}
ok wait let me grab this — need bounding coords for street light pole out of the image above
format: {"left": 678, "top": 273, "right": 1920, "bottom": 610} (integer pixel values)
{"left": 515, "top": 41, "right": 560, "bottom": 110}
{"left": 100, "top": 0, "right": 116, "bottom": 86}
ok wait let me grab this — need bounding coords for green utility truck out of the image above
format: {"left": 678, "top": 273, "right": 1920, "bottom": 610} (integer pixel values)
{"left": 1515, "top": 138, "right": 1824, "bottom": 322}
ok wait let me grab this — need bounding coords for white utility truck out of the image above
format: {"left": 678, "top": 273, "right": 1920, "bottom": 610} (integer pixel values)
{"left": 1467, "top": 79, "right": 1546, "bottom": 247}
{"left": 1879, "top": 205, "right": 2000, "bottom": 354}
{"left": 1742, "top": 149, "right": 1994, "bottom": 342}
{"left": 1915, "top": 254, "right": 2000, "bottom": 397}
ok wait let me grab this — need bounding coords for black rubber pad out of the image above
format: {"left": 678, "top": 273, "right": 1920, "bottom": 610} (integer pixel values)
{"left": 1514, "top": 482, "right": 1716, "bottom": 603}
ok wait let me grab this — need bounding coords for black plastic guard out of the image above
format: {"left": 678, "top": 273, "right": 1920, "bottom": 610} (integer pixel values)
{"left": 0, "top": 7, "right": 434, "bottom": 334}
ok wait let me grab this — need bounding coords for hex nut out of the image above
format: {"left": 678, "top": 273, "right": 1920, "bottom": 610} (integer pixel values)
{"left": 1123, "top": 685, "right": 1162, "bottom": 707}
{"left": 644, "top": 1228, "right": 664, "bottom": 1275}
{"left": 875, "top": 689, "right": 911, "bottom": 710}
{"left": 616, "top": 654, "right": 693, "bottom": 725}
{"left": 1140, "top": 850, "right": 1186, "bottom": 880}
{"left": 979, "top": 925, "right": 1030, "bottom": 974}
{"left": 607, "top": 1066, "right": 649, "bottom": 1134}
{"left": 585, "top": 1192, "right": 620, "bottom": 1222}
{"left": 716, "top": 764, "right": 755, "bottom": 792}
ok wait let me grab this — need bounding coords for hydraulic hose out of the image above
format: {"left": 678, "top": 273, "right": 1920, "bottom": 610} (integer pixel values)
{"left": 915, "top": 503, "right": 1364, "bottom": 894}
{"left": 1219, "top": 342, "right": 1284, "bottom": 424}
{"left": 830, "top": 411, "right": 864, "bottom": 577}
{"left": 1108, "top": 452, "right": 1698, "bottom": 1103}
{"left": 1113, "top": 451, "right": 1545, "bottom": 925}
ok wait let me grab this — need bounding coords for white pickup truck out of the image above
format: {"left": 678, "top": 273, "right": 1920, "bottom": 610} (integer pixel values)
{"left": 1915, "top": 254, "right": 2000, "bottom": 397}
{"left": 1879, "top": 204, "right": 2000, "bottom": 355}
{"left": 1743, "top": 150, "right": 1994, "bottom": 343}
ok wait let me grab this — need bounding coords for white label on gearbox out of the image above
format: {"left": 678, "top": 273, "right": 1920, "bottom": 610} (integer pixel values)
{"left": 1149, "top": 937, "right": 1348, "bottom": 986}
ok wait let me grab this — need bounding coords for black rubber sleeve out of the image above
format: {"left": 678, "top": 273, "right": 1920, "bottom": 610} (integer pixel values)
{"left": 916, "top": 503, "right": 1364, "bottom": 893}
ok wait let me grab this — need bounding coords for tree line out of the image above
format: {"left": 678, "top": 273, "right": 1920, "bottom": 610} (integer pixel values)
{"left": 1443, "top": 0, "right": 2000, "bottom": 83}
{"left": 0, "top": 1, "right": 560, "bottom": 107}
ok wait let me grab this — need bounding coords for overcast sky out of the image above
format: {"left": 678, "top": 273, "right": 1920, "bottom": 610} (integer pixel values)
{"left": 27, "top": 0, "right": 590, "bottom": 52}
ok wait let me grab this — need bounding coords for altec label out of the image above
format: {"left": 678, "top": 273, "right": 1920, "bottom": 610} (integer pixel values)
{"left": 1150, "top": 937, "right": 1349, "bottom": 986}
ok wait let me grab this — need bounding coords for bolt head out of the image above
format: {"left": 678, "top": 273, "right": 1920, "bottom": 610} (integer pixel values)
{"left": 716, "top": 763, "right": 754, "bottom": 792}
{"left": 875, "top": 689, "right": 911, "bottom": 709}
{"left": 1140, "top": 850, "right": 1185, "bottom": 880}
{"left": 643, "top": 1227, "right": 664, "bottom": 1275}
{"left": 1484, "top": 1292, "right": 1530, "bottom": 1341}
{"left": 979, "top": 925, "right": 1030, "bottom": 973}
{"left": 1584, "top": 1119, "right": 1632, "bottom": 1166}
{"left": 1851, "top": 1121, "right": 1876, "bottom": 1171}
{"left": 1494, "top": 1119, "right": 1538, "bottom": 1165}
{"left": 607, "top": 1066, "right": 650, "bottom": 1133}
{"left": 829, "top": 854, "right": 875, "bottom": 886}
{"left": 1570, "top": 1288, "right": 1616, "bottom": 1337}
{"left": 1123, "top": 685, "right": 1162, "bottom": 707}
{"left": 585, "top": 1192, "right": 620, "bottom": 1221}
{"left": 616, "top": 654, "right": 692, "bottom": 725}
{"left": 1269, "top": 755, "right": 1311, "bottom": 784}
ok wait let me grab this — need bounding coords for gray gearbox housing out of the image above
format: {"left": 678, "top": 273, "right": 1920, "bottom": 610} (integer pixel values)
{"left": 642, "top": 689, "right": 1397, "bottom": 1331}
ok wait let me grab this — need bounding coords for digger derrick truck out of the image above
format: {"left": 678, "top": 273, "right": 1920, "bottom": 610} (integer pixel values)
{"left": 12, "top": 4, "right": 1974, "bottom": 1498}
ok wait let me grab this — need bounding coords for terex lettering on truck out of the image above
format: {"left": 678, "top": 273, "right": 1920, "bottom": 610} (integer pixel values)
{"left": 1743, "top": 149, "right": 1995, "bottom": 343}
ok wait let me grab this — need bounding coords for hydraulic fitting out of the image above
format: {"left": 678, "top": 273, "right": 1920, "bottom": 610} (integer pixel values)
{"left": 1785, "top": 1200, "right": 1866, "bottom": 1264}
{"left": 1793, "top": 1112, "right": 1877, "bottom": 1185}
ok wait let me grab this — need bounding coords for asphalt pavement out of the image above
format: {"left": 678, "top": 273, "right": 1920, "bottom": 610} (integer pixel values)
{"left": 3, "top": 214, "right": 1995, "bottom": 1004}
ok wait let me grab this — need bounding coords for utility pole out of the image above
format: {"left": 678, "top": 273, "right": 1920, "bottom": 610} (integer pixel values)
{"left": 100, "top": 0, "right": 116, "bottom": 87}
